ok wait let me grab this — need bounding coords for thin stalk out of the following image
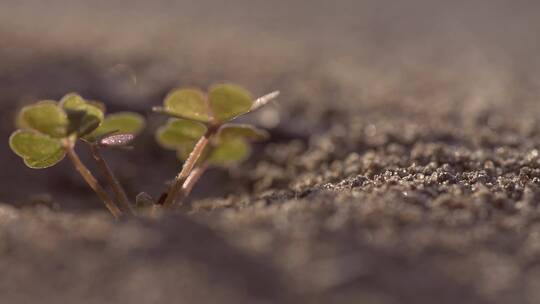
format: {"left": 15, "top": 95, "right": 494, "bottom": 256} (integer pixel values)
{"left": 156, "top": 91, "right": 277, "bottom": 210}
{"left": 63, "top": 141, "right": 123, "bottom": 218}
{"left": 177, "top": 163, "right": 208, "bottom": 205}
{"left": 89, "top": 144, "right": 135, "bottom": 215}
{"left": 162, "top": 131, "right": 213, "bottom": 207}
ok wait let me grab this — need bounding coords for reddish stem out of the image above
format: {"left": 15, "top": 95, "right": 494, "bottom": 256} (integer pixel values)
{"left": 63, "top": 142, "right": 122, "bottom": 218}
{"left": 162, "top": 132, "right": 211, "bottom": 207}
{"left": 89, "top": 144, "right": 135, "bottom": 215}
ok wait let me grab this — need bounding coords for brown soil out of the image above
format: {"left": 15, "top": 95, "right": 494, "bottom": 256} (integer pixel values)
{"left": 1, "top": 1, "right": 540, "bottom": 303}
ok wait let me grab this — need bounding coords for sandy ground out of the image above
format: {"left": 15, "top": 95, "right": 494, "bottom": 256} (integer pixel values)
{"left": 1, "top": 0, "right": 540, "bottom": 303}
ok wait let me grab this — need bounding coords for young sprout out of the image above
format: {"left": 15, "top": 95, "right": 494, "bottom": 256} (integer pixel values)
{"left": 84, "top": 112, "right": 145, "bottom": 215}
{"left": 9, "top": 93, "right": 145, "bottom": 218}
{"left": 154, "top": 84, "right": 279, "bottom": 207}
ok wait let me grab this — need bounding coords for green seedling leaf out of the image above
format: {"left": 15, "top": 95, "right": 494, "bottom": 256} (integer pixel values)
{"left": 209, "top": 84, "right": 252, "bottom": 122}
{"left": 87, "top": 100, "right": 106, "bottom": 113}
{"left": 17, "top": 101, "right": 68, "bottom": 138}
{"left": 163, "top": 88, "right": 211, "bottom": 123}
{"left": 208, "top": 137, "right": 250, "bottom": 166}
{"left": 154, "top": 84, "right": 277, "bottom": 207}
{"left": 9, "top": 130, "right": 65, "bottom": 169}
{"left": 60, "top": 93, "right": 104, "bottom": 136}
{"left": 219, "top": 124, "right": 269, "bottom": 141}
{"left": 156, "top": 118, "right": 207, "bottom": 150}
{"left": 63, "top": 108, "right": 87, "bottom": 134}
{"left": 85, "top": 112, "right": 145, "bottom": 142}
{"left": 59, "top": 93, "right": 86, "bottom": 108}
{"left": 203, "top": 124, "right": 265, "bottom": 166}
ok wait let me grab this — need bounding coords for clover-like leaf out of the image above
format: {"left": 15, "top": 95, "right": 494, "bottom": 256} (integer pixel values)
{"left": 162, "top": 88, "right": 211, "bottom": 123}
{"left": 60, "top": 93, "right": 104, "bottom": 136}
{"left": 208, "top": 84, "right": 253, "bottom": 122}
{"left": 156, "top": 118, "right": 207, "bottom": 151}
{"left": 86, "top": 100, "right": 106, "bottom": 113}
{"left": 85, "top": 112, "right": 145, "bottom": 142}
{"left": 59, "top": 93, "right": 88, "bottom": 109}
{"left": 219, "top": 124, "right": 269, "bottom": 141}
{"left": 17, "top": 101, "right": 68, "bottom": 138}
{"left": 203, "top": 125, "right": 265, "bottom": 166}
{"left": 208, "top": 137, "right": 250, "bottom": 166}
{"left": 9, "top": 130, "right": 65, "bottom": 169}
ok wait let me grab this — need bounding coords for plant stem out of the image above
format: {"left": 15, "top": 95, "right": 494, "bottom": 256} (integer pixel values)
{"left": 177, "top": 164, "right": 208, "bottom": 205}
{"left": 162, "top": 132, "right": 212, "bottom": 207}
{"left": 63, "top": 142, "right": 123, "bottom": 218}
{"left": 89, "top": 144, "right": 135, "bottom": 215}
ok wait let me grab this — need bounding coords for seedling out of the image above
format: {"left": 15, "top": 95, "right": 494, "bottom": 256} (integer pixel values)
{"left": 9, "top": 93, "right": 145, "bottom": 218}
{"left": 8, "top": 83, "right": 278, "bottom": 218}
{"left": 154, "top": 84, "right": 279, "bottom": 207}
